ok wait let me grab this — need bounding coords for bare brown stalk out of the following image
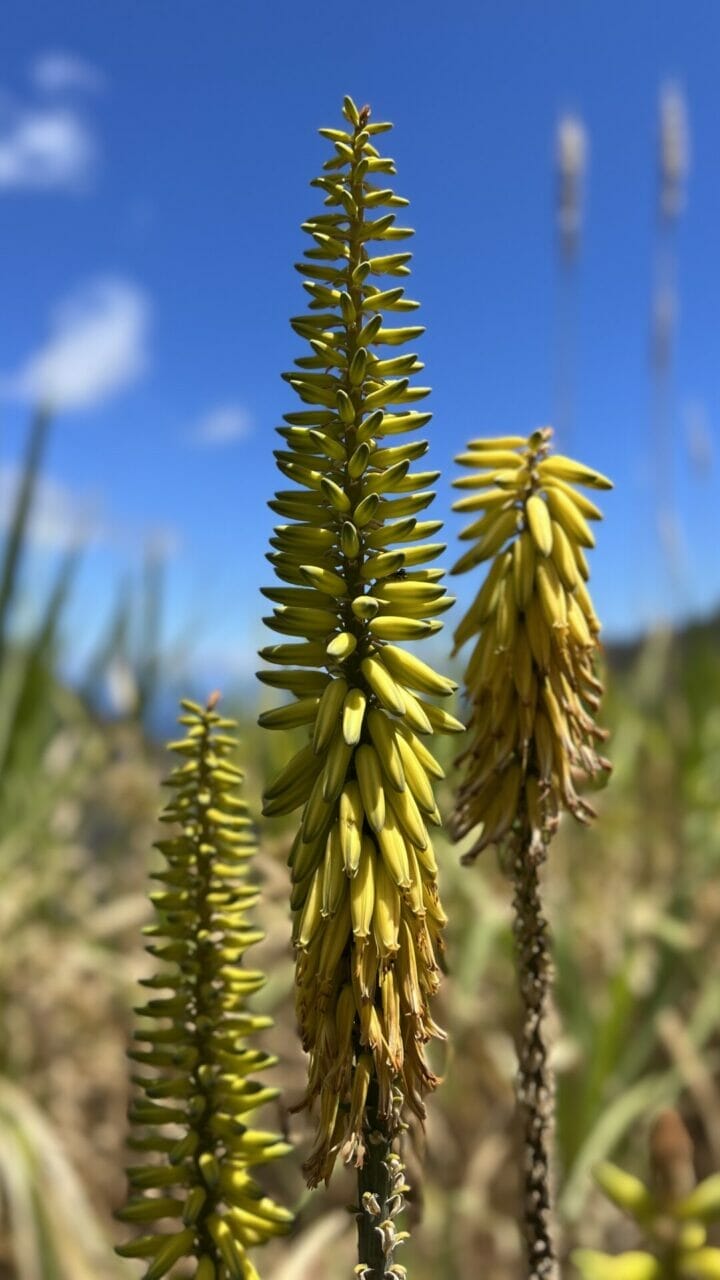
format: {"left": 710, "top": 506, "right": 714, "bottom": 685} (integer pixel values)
{"left": 511, "top": 824, "right": 558, "bottom": 1280}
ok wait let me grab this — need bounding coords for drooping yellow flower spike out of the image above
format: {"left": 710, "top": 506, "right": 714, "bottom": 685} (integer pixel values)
{"left": 451, "top": 426, "right": 613, "bottom": 861}
{"left": 258, "top": 96, "right": 462, "bottom": 1195}
{"left": 117, "top": 695, "right": 292, "bottom": 1280}
{"left": 450, "top": 427, "right": 612, "bottom": 1279}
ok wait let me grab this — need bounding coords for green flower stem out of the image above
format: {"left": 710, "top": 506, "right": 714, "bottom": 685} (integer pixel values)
{"left": 341, "top": 111, "right": 405, "bottom": 1277}
{"left": 356, "top": 1082, "right": 409, "bottom": 1279}
{"left": 357, "top": 1077, "right": 396, "bottom": 1277}
{"left": 186, "top": 708, "right": 221, "bottom": 1261}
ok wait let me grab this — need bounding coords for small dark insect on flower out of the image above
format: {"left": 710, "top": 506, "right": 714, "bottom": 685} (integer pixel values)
{"left": 359, "top": 103, "right": 371, "bottom": 127}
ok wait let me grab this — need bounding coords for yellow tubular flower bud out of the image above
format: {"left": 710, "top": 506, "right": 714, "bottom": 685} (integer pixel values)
{"left": 117, "top": 697, "right": 292, "bottom": 1276}
{"left": 260, "top": 97, "right": 456, "bottom": 1190}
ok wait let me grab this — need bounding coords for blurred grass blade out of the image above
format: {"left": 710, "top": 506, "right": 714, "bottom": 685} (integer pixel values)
{"left": 0, "top": 550, "right": 77, "bottom": 786}
{"left": 0, "top": 1078, "right": 126, "bottom": 1280}
{"left": 561, "top": 977, "right": 720, "bottom": 1221}
{"left": 135, "top": 540, "right": 164, "bottom": 722}
{"left": 0, "top": 1129, "right": 44, "bottom": 1280}
{"left": 80, "top": 577, "right": 133, "bottom": 707}
{"left": 0, "top": 406, "right": 52, "bottom": 671}
{"left": 560, "top": 1072, "right": 679, "bottom": 1223}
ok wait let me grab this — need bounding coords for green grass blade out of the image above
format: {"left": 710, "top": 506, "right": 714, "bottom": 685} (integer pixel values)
{"left": 0, "top": 407, "right": 52, "bottom": 669}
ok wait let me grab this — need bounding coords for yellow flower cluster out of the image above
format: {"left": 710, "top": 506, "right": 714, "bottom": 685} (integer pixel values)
{"left": 259, "top": 97, "right": 462, "bottom": 1186}
{"left": 574, "top": 1136, "right": 720, "bottom": 1279}
{"left": 117, "top": 696, "right": 292, "bottom": 1280}
{"left": 450, "top": 427, "right": 612, "bottom": 860}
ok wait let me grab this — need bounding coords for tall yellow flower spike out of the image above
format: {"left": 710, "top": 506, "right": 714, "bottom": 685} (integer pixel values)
{"left": 258, "top": 96, "right": 461, "bottom": 1207}
{"left": 117, "top": 695, "right": 292, "bottom": 1280}
{"left": 451, "top": 426, "right": 612, "bottom": 860}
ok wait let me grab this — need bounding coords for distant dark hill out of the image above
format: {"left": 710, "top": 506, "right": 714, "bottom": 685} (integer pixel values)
{"left": 605, "top": 607, "right": 720, "bottom": 675}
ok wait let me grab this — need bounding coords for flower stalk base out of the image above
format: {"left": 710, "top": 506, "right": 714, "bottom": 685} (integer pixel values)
{"left": 511, "top": 831, "right": 558, "bottom": 1280}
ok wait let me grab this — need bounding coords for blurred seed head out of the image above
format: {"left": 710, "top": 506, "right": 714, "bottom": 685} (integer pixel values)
{"left": 556, "top": 113, "right": 588, "bottom": 262}
{"left": 659, "top": 82, "right": 690, "bottom": 223}
{"left": 685, "top": 401, "right": 714, "bottom": 478}
{"left": 649, "top": 1108, "right": 696, "bottom": 1204}
{"left": 651, "top": 283, "right": 677, "bottom": 374}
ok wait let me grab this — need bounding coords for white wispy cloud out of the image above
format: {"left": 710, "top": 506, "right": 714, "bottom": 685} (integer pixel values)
{"left": 0, "top": 465, "right": 103, "bottom": 550}
{"left": 0, "top": 464, "right": 181, "bottom": 563}
{"left": 31, "top": 51, "right": 105, "bottom": 95}
{"left": 188, "top": 403, "right": 252, "bottom": 447}
{"left": 2, "top": 278, "right": 150, "bottom": 412}
{"left": 0, "top": 104, "right": 96, "bottom": 191}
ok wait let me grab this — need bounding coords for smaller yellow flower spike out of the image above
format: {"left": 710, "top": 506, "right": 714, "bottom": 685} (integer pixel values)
{"left": 572, "top": 1252, "right": 662, "bottom": 1279}
{"left": 117, "top": 695, "right": 292, "bottom": 1280}
{"left": 573, "top": 1114, "right": 720, "bottom": 1279}
{"left": 450, "top": 426, "right": 612, "bottom": 862}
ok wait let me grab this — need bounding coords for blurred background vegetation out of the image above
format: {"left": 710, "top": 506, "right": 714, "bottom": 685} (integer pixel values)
{"left": 1, "top": 401, "right": 718, "bottom": 1279}
{"left": 1, "top": 11, "right": 719, "bottom": 1277}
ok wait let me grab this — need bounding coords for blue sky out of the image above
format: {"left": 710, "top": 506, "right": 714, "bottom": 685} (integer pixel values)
{"left": 1, "top": 1, "right": 718, "bottom": 691}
